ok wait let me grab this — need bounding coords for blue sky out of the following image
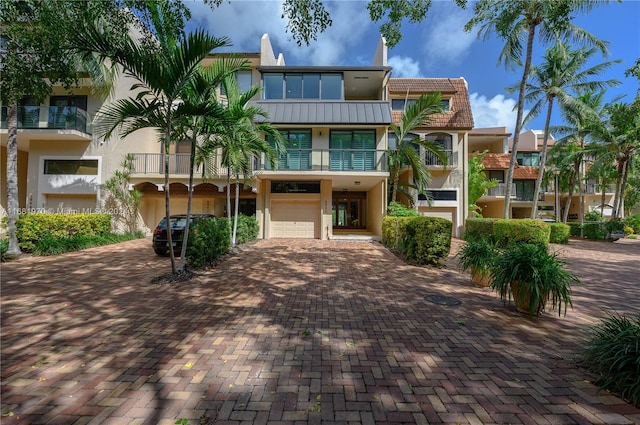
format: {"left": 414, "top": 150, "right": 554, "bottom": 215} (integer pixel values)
{"left": 186, "top": 0, "right": 640, "bottom": 135}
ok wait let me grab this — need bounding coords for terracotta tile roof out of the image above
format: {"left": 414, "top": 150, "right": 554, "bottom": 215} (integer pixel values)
{"left": 481, "top": 153, "right": 511, "bottom": 169}
{"left": 513, "top": 166, "right": 539, "bottom": 180}
{"left": 389, "top": 78, "right": 474, "bottom": 129}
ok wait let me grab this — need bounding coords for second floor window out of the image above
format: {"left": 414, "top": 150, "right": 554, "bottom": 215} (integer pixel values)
{"left": 267, "top": 129, "right": 312, "bottom": 170}
{"left": 485, "top": 170, "right": 505, "bottom": 183}
{"left": 516, "top": 152, "right": 540, "bottom": 166}
{"left": 221, "top": 71, "right": 253, "bottom": 95}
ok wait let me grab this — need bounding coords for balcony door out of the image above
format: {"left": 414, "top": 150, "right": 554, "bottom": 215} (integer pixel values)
{"left": 332, "top": 192, "right": 366, "bottom": 229}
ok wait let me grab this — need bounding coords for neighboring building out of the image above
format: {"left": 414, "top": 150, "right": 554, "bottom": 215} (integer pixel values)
{"left": 1, "top": 34, "right": 475, "bottom": 239}
{"left": 387, "top": 78, "right": 473, "bottom": 235}
{"left": 470, "top": 128, "right": 615, "bottom": 220}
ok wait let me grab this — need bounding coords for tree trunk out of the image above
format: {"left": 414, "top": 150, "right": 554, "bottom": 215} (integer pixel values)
{"left": 531, "top": 98, "right": 554, "bottom": 218}
{"left": 232, "top": 177, "right": 240, "bottom": 246}
{"left": 611, "top": 160, "right": 625, "bottom": 219}
{"left": 615, "top": 158, "right": 630, "bottom": 219}
{"left": 178, "top": 125, "right": 197, "bottom": 271}
{"left": 6, "top": 102, "right": 22, "bottom": 255}
{"left": 563, "top": 164, "right": 579, "bottom": 223}
{"left": 164, "top": 127, "right": 176, "bottom": 274}
{"left": 504, "top": 23, "right": 536, "bottom": 219}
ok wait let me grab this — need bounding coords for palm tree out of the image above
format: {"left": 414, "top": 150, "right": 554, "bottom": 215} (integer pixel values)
{"left": 513, "top": 43, "right": 620, "bottom": 218}
{"left": 74, "top": 17, "right": 232, "bottom": 273}
{"left": 464, "top": 0, "right": 611, "bottom": 218}
{"left": 199, "top": 75, "right": 285, "bottom": 246}
{"left": 388, "top": 93, "right": 447, "bottom": 205}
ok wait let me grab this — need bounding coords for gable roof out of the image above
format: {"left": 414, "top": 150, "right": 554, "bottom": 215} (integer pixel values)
{"left": 481, "top": 153, "right": 540, "bottom": 179}
{"left": 389, "top": 78, "right": 474, "bottom": 129}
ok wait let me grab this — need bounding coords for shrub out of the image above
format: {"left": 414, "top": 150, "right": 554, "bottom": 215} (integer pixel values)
{"left": 463, "top": 218, "right": 497, "bottom": 242}
{"left": 403, "top": 216, "right": 452, "bottom": 266}
{"left": 186, "top": 217, "right": 230, "bottom": 268}
{"left": 0, "top": 239, "right": 8, "bottom": 262}
{"left": 493, "top": 219, "right": 550, "bottom": 248}
{"left": 624, "top": 214, "right": 640, "bottom": 234}
{"left": 549, "top": 223, "right": 570, "bottom": 244}
{"left": 583, "top": 222, "right": 606, "bottom": 240}
{"left": 583, "top": 314, "right": 640, "bottom": 408}
{"left": 585, "top": 210, "right": 603, "bottom": 222}
{"left": 381, "top": 216, "right": 412, "bottom": 250}
{"left": 624, "top": 226, "right": 635, "bottom": 236}
{"left": 387, "top": 201, "right": 419, "bottom": 217}
{"left": 16, "top": 213, "right": 111, "bottom": 252}
{"left": 568, "top": 222, "right": 582, "bottom": 237}
{"left": 234, "top": 214, "right": 259, "bottom": 245}
{"left": 33, "top": 232, "right": 143, "bottom": 256}
{"left": 605, "top": 218, "right": 625, "bottom": 234}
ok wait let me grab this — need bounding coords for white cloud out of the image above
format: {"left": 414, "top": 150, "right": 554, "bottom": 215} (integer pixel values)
{"left": 422, "top": 3, "right": 475, "bottom": 67}
{"left": 469, "top": 93, "right": 528, "bottom": 133}
{"left": 388, "top": 56, "right": 422, "bottom": 77}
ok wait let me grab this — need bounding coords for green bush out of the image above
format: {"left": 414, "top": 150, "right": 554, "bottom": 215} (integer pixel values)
{"left": 0, "top": 239, "right": 8, "bottom": 262}
{"left": 33, "top": 232, "right": 143, "bottom": 256}
{"left": 585, "top": 210, "right": 603, "bottom": 222}
{"left": 234, "top": 214, "right": 259, "bottom": 245}
{"left": 387, "top": 201, "right": 419, "bottom": 217}
{"left": 381, "top": 216, "right": 412, "bottom": 250}
{"left": 568, "top": 222, "right": 582, "bottom": 237}
{"left": 583, "top": 222, "right": 606, "bottom": 240}
{"left": 549, "top": 223, "right": 570, "bottom": 244}
{"left": 463, "top": 218, "right": 497, "bottom": 242}
{"left": 583, "top": 314, "right": 640, "bottom": 408}
{"left": 403, "top": 216, "right": 452, "bottom": 266}
{"left": 493, "top": 219, "right": 550, "bottom": 248}
{"left": 624, "top": 214, "right": 640, "bottom": 234}
{"left": 16, "top": 213, "right": 111, "bottom": 252}
{"left": 624, "top": 226, "right": 634, "bottom": 236}
{"left": 186, "top": 217, "right": 230, "bottom": 268}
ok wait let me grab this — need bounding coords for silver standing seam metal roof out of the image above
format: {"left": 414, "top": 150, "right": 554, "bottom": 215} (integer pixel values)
{"left": 250, "top": 101, "right": 392, "bottom": 125}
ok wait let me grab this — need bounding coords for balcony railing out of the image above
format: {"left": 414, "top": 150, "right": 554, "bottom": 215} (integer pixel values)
{"left": 131, "top": 149, "right": 388, "bottom": 176}
{"left": 485, "top": 183, "right": 517, "bottom": 198}
{"left": 425, "top": 150, "right": 457, "bottom": 167}
{"left": 1, "top": 106, "right": 92, "bottom": 135}
{"left": 260, "top": 149, "right": 388, "bottom": 172}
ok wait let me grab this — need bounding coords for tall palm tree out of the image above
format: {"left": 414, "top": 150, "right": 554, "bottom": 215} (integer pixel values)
{"left": 74, "top": 18, "right": 232, "bottom": 273}
{"left": 388, "top": 93, "right": 447, "bottom": 205}
{"left": 464, "top": 0, "right": 611, "bottom": 218}
{"left": 199, "top": 75, "right": 285, "bottom": 246}
{"left": 513, "top": 43, "right": 620, "bottom": 218}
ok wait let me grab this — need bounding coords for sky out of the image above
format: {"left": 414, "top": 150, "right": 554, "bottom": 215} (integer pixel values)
{"left": 185, "top": 0, "right": 640, "bottom": 135}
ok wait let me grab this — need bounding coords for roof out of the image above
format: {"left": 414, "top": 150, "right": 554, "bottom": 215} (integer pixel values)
{"left": 481, "top": 153, "right": 539, "bottom": 179}
{"left": 251, "top": 101, "right": 392, "bottom": 125}
{"left": 389, "top": 78, "right": 474, "bottom": 129}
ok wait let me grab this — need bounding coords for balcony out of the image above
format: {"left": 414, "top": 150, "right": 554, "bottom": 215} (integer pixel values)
{"left": 1, "top": 106, "right": 92, "bottom": 135}
{"left": 260, "top": 149, "right": 388, "bottom": 172}
{"left": 425, "top": 151, "right": 457, "bottom": 168}
{"left": 484, "top": 183, "right": 517, "bottom": 198}
{"left": 130, "top": 149, "right": 388, "bottom": 177}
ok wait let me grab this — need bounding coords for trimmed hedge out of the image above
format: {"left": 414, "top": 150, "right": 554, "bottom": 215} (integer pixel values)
{"left": 463, "top": 218, "right": 497, "bottom": 242}
{"left": 404, "top": 217, "right": 452, "bottom": 266}
{"left": 568, "top": 222, "right": 582, "bottom": 237}
{"left": 584, "top": 222, "right": 606, "bottom": 240}
{"left": 16, "top": 213, "right": 111, "bottom": 252}
{"left": 234, "top": 214, "right": 259, "bottom": 245}
{"left": 493, "top": 219, "right": 550, "bottom": 248}
{"left": 549, "top": 223, "right": 570, "bottom": 244}
{"left": 33, "top": 232, "right": 143, "bottom": 256}
{"left": 186, "top": 217, "right": 231, "bottom": 268}
{"left": 382, "top": 216, "right": 452, "bottom": 266}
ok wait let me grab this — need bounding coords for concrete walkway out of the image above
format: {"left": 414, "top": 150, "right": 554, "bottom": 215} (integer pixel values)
{"left": 1, "top": 237, "right": 639, "bottom": 424}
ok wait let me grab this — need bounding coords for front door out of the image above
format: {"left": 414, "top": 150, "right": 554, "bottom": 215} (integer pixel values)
{"left": 332, "top": 192, "right": 366, "bottom": 229}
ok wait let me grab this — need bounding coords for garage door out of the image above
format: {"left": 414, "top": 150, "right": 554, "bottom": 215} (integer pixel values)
{"left": 46, "top": 194, "right": 97, "bottom": 213}
{"left": 270, "top": 201, "right": 320, "bottom": 238}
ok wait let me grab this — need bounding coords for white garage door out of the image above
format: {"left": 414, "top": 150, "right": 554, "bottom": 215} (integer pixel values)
{"left": 270, "top": 201, "right": 320, "bottom": 238}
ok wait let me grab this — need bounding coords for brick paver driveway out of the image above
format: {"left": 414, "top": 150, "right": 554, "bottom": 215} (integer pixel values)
{"left": 1, "top": 237, "right": 639, "bottom": 424}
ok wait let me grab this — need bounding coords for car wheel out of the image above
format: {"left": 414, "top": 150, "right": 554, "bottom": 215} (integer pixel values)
{"left": 154, "top": 248, "right": 168, "bottom": 256}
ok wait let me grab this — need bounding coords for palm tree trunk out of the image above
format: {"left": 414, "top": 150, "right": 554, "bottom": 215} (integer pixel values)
{"left": 232, "top": 176, "right": 240, "bottom": 246}
{"left": 563, "top": 165, "right": 579, "bottom": 223}
{"left": 504, "top": 23, "right": 536, "bottom": 219}
{"left": 164, "top": 128, "right": 176, "bottom": 274}
{"left": 531, "top": 98, "right": 554, "bottom": 218}
{"left": 6, "top": 102, "right": 21, "bottom": 255}
{"left": 178, "top": 124, "right": 197, "bottom": 271}
{"left": 611, "top": 160, "right": 625, "bottom": 219}
{"left": 614, "top": 158, "right": 629, "bottom": 219}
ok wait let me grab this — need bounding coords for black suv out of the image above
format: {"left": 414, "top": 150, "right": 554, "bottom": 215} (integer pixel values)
{"left": 152, "top": 214, "right": 215, "bottom": 256}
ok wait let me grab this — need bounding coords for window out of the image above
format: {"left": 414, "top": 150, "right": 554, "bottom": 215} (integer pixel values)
{"left": 514, "top": 180, "right": 535, "bottom": 201}
{"left": 387, "top": 132, "right": 418, "bottom": 151}
{"left": 263, "top": 73, "right": 343, "bottom": 100}
{"left": 330, "top": 130, "right": 376, "bottom": 171}
{"left": 391, "top": 99, "right": 417, "bottom": 111}
{"left": 517, "top": 152, "right": 540, "bottom": 166}
{"left": 271, "top": 181, "right": 320, "bottom": 193}
{"left": 441, "top": 98, "right": 450, "bottom": 111}
{"left": 418, "top": 190, "right": 457, "bottom": 201}
{"left": 44, "top": 159, "right": 98, "bottom": 175}
{"left": 221, "top": 71, "right": 253, "bottom": 95}
{"left": 425, "top": 133, "right": 453, "bottom": 166}
{"left": 50, "top": 95, "right": 87, "bottom": 110}
{"left": 267, "top": 130, "right": 312, "bottom": 170}
{"left": 485, "top": 170, "right": 504, "bottom": 182}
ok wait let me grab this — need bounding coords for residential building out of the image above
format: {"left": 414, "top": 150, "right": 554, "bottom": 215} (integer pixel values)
{"left": 1, "top": 34, "right": 474, "bottom": 240}
{"left": 470, "top": 128, "right": 615, "bottom": 220}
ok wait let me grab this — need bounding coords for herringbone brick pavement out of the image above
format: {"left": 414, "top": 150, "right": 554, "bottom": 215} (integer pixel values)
{"left": 1, "top": 237, "right": 639, "bottom": 424}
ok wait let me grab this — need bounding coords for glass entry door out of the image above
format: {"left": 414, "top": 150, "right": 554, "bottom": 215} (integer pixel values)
{"left": 332, "top": 192, "right": 366, "bottom": 229}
